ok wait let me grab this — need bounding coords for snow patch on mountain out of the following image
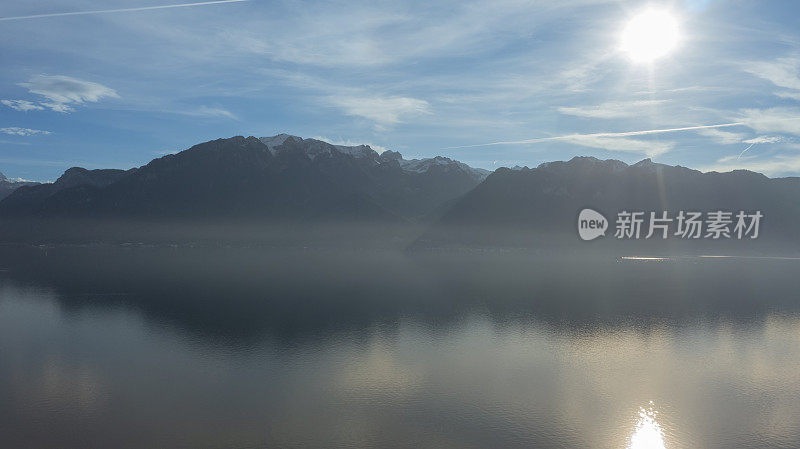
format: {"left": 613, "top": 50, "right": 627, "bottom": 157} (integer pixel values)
{"left": 0, "top": 171, "right": 38, "bottom": 184}
{"left": 258, "top": 134, "right": 489, "bottom": 179}
{"left": 333, "top": 144, "right": 378, "bottom": 158}
{"left": 259, "top": 134, "right": 294, "bottom": 154}
{"left": 400, "top": 156, "right": 490, "bottom": 180}
{"left": 260, "top": 134, "right": 379, "bottom": 160}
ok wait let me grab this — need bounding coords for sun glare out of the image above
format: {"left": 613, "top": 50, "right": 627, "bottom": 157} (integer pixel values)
{"left": 628, "top": 406, "right": 667, "bottom": 449}
{"left": 621, "top": 9, "right": 680, "bottom": 63}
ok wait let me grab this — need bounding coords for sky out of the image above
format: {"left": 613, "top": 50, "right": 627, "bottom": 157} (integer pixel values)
{"left": 1, "top": 0, "right": 800, "bottom": 181}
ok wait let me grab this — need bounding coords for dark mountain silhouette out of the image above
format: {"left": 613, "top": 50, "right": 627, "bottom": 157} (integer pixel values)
{"left": 0, "top": 171, "right": 39, "bottom": 201}
{"left": 7, "top": 140, "right": 797, "bottom": 252}
{"left": 0, "top": 135, "right": 488, "bottom": 221}
{"left": 415, "top": 156, "right": 800, "bottom": 250}
{"left": 0, "top": 167, "right": 130, "bottom": 215}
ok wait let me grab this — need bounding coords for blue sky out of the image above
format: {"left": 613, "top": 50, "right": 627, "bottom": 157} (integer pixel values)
{"left": 1, "top": 0, "right": 800, "bottom": 181}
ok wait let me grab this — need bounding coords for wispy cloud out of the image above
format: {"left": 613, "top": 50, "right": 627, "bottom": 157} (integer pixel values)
{"left": 326, "top": 95, "right": 431, "bottom": 129}
{"left": 228, "top": 9, "right": 406, "bottom": 67}
{"left": 178, "top": 106, "right": 238, "bottom": 120}
{"left": 736, "top": 136, "right": 783, "bottom": 159}
{"left": 16, "top": 75, "right": 119, "bottom": 113}
{"left": 703, "top": 131, "right": 784, "bottom": 162}
{"left": 0, "top": 0, "right": 248, "bottom": 22}
{"left": 696, "top": 128, "right": 747, "bottom": 145}
{"left": 225, "top": 0, "right": 611, "bottom": 68}
{"left": 262, "top": 69, "right": 430, "bottom": 129}
{"left": 557, "top": 100, "right": 668, "bottom": 119}
{"left": 736, "top": 108, "right": 800, "bottom": 135}
{"left": 775, "top": 91, "right": 800, "bottom": 101}
{"left": 562, "top": 135, "right": 675, "bottom": 157}
{"left": 1, "top": 127, "right": 52, "bottom": 136}
{"left": 446, "top": 114, "right": 800, "bottom": 151}
{"left": 744, "top": 135, "right": 783, "bottom": 145}
{"left": 444, "top": 122, "right": 750, "bottom": 149}
{"left": 742, "top": 56, "right": 800, "bottom": 91}
{"left": 742, "top": 56, "right": 800, "bottom": 109}
{"left": 1, "top": 99, "right": 45, "bottom": 112}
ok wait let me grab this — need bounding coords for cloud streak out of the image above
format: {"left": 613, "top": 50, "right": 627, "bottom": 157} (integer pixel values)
{"left": 1, "top": 99, "right": 45, "bottom": 112}
{"left": 562, "top": 135, "right": 675, "bottom": 157}
{"left": 0, "top": 0, "right": 248, "bottom": 22}
{"left": 177, "top": 106, "right": 238, "bottom": 120}
{"left": 327, "top": 95, "right": 431, "bottom": 128}
{"left": 696, "top": 128, "right": 747, "bottom": 145}
{"left": 557, "top": 100, "right": 668, "bottom": 119}
{"left": 443, "top": 122, "right": 752, "bottom": 149}
{"left": 444, "top": 116, "right": 800, "bottom": 151}
{"left": 1, "top": 127, "right": 52, "bottom": 136}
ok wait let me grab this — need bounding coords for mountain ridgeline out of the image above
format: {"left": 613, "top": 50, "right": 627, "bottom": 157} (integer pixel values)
{"left": 2, "top": 137, "right": 799, "bottom": 252}
{"left": 0, "top": 135, "right": 489, "bottom": 222}
{"left": 415, "top": 156, "right": 800, "bottom": 250}
{"left": 0, "top": 171, "right": 39, "bottom": 202}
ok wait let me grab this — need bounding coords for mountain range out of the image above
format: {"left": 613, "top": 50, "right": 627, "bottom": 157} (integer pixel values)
{"left": 2, "top": 136, "right": 799, "bottom": 251}
{"left": 0, "top": 134, "right": 488, "bottom": 222}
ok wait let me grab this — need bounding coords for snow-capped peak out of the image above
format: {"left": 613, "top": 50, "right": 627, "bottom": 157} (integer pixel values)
{"left": 333, "top": 144, "right": 378, "bottom": 159}
{"left": 398, "top": 156, "right": 490, "bottom": 180}
{"left": 259, "top": 134, "right": 383, "bottom": 160}
{"left": 0, "top": 171, "right": 39, "bottom": 184}
{"left": 259, "top": 134, "right": 297, "bottom": 154}
{"left": 255, "top": 134, "right": 487, "bottom": 179}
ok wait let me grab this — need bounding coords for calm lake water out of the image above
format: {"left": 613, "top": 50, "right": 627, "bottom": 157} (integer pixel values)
{"left": 1, "top": 246, "right": 799, "bottom": 448}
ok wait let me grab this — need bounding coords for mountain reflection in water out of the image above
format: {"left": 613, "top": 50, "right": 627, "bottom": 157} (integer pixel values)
{"left": 1, "top": 246, "right": 799, "bottom": 448}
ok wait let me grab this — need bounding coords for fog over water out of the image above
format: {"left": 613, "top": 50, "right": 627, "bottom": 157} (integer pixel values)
{"left": 1, "top": 244, "right": 800, "bottom": 448}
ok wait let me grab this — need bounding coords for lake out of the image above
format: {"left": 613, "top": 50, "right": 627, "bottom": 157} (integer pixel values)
{"left": 1, "top": 245, "right": 799, "bottom": 448}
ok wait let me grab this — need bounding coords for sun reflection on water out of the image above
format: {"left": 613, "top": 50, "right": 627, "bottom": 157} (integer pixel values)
{"left": 628, "top": 403, "right": 666, "bottom": 449}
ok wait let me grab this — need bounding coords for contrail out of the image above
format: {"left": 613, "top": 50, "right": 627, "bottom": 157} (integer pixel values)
{"left": 0, "top": 0, "right": 248, "bottom": 22}
{"left": 737, "top": 142, "right": 756, "bottom": 160}
{"left": 442, "top": 122, "right": 748, "bottom": 150}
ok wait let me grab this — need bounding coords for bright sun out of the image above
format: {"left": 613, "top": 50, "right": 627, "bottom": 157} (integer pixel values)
{"left": 620, "top": 9, "right": 680, "bottom": 63}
